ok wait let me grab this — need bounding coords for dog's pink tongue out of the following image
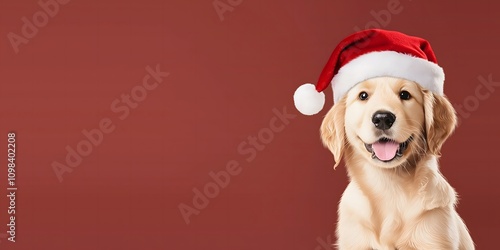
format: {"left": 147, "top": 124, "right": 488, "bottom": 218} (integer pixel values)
{"left": 372, "top": 141, "right": 399, "bottom": 161}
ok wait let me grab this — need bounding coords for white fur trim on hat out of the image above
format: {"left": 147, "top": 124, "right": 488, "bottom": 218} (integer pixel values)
{"left": 293, "top": 83, "right": 325, "bottom": 115}
{"left": 331, "top": 51, "right": 445, "bottom": 102}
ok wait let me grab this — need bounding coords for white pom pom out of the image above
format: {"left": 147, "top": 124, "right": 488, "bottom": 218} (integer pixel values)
{"left": 293, "top": 83, "right": 325, "bottom": 115}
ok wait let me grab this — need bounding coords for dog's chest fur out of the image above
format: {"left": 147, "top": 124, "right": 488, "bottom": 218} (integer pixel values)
{"left": 340, "top": 156, "right": 456, "bottom": 248}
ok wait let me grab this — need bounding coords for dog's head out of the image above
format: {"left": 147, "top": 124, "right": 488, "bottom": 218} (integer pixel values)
{"left": 320, "top": 76, "right": 457, "bottom": 169}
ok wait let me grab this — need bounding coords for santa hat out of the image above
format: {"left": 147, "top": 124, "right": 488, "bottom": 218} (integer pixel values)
{"left": 293, "top": 29, "right": 444, "bottom": 115}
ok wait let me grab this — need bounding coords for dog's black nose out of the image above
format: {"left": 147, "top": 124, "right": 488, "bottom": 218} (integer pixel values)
{"left": 372, "top": 111, "right": 396, "bottom": 130}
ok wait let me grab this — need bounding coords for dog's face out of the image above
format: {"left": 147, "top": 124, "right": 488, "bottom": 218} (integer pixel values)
{"left": 321, "top": 76, "right": 457, "bottom": 169}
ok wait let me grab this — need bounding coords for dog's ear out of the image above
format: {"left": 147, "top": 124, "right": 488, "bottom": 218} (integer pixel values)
{"left": 424, "top": 91, "right": 457, "bottom": 156}
{"left": 320, "top": 98, "right": 346, "bottom": 169}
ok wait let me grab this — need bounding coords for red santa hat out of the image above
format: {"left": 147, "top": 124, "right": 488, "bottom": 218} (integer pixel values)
{"left": 293, "top": 29, "right": 444, "bottom": 115}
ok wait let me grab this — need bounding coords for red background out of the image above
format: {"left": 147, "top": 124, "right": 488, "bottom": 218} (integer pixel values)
{"left": 0, "top": 0, "right": 499, "bottom": 249}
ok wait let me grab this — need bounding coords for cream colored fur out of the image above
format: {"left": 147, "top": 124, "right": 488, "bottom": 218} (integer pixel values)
{"left": 320, "top": 77, "right": 474, "bottom": 250}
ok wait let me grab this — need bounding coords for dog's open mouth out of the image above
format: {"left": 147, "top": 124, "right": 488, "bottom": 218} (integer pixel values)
{"left": 364, "top": 136, "right": 412, "bottom": 162}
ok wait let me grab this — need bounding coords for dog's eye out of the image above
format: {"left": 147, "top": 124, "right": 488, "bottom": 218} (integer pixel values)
{"left": 359, "top": 91, "right": 369, "bottom": 100}
{"left": 399, "top": 91, "right": 411, "bottom": 100}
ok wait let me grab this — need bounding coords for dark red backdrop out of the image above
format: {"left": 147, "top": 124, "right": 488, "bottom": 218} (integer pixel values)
{"left": 0, "top": 0, "right": 498, "bottom": 249}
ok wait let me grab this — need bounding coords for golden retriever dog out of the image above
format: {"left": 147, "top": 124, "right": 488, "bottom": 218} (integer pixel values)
{"left": 320, "top": 76, "right": 474, "bottom": 249}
